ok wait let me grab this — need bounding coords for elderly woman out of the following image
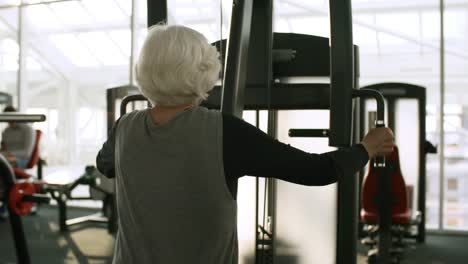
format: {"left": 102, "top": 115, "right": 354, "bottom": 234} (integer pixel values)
{"left": 96, "top": 25, "right": 394, "bottom": 264}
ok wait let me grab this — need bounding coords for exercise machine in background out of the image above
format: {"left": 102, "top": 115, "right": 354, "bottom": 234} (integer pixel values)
{"left": 0, "top": 113, "right": 117, "bottom": 264}
{"left": 38, "top": 165, "right": 116, "bottom": 233}
{"left": 358, "top": 83, "right": 438, "bottom": 263}
{"left": 0, "top": 113, "right": 50, "bottom": 264}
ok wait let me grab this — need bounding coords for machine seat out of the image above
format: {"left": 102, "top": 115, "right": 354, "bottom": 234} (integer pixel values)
{"left": 361, "top": 146, "right": 411, "bottom": 226}
{"left": 361, "top": 208, "right": 411, "bottom": 225}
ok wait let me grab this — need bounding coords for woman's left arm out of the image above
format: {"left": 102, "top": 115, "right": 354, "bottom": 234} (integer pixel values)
{"left": 96, "top": 119, "right": 119, "bottom": 178}
{"left": 223, "top": 113, "right": 369, "bottom": 186}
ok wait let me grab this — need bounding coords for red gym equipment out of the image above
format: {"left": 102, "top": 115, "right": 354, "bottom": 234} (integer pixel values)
{"left": 361, "top": 146, "right": 411, "bottom": 226}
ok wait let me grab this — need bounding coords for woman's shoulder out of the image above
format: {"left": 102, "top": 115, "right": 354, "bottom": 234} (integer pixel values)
{"left": 193, "top": 106, "right": 223, "bottom": 118}
{"left": 118, "top": 109, "right": 149, "bottom": 125}
{"left": 196, "top": 109, "right": 251, "bottom": 128}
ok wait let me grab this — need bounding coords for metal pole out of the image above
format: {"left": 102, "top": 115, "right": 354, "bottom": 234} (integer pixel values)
{"left": 352, "top": 89, "right": 387, "bottom": 263}
{"left": 328, "top": 0, "right": 355, "bottom": 147}
{"left": 129, "top": 0, "right": 137, "bottom": 86}
{"left": 16, "top": 1, "right": 30, "bottom": 111}
{"left": 0, "top": 155, "right": 31, "bottom": 264}
{"left": 255, "top": 111, "right": 260, "bottom": 262}
{"left": 16, "top": 4, "right": 23, "bottom": 110}
{"left": 267, "top": 110, "right": 277, "bottom": 264}
{"left": 387, "top": 99, "right": 396, "bottom": 132}
{"left": 438, "top": 0, "right": 445, "bottom": 231}
{"left": 354, "top": 48, "right": 364, "bottom": 239}
{"left": 418, "top": 89, "right": 427, "bottom": 242}
{"left": 220, "top": 0, "right": 253, "bottom": 117}
{"left": 329, "top": 0, "right": 358, "bottom": 263}
{"left": 357, "top": 96, "right": 366, "bottom": 238}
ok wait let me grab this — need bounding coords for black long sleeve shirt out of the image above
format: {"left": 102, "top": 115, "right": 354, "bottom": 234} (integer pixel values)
{"left": 96, "top": 112, "right": 369, "bottom": 199}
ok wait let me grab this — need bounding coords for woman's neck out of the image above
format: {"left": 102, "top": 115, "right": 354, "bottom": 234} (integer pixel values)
{"left": 150, "top": 103, "right": 194, "bottom": 124}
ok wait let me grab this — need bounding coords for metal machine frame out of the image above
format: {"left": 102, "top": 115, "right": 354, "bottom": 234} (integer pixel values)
{"left": 146, "top": 1, "right": 381, "bottom": 264}
{"left": 106, "top": 85, "right": 140, "bottom": 131}
{"left": 0, "top": 1, "right": 396, "bottom": 264}
{"left": 45, "top": 166, "right": 117, "bottom": 233}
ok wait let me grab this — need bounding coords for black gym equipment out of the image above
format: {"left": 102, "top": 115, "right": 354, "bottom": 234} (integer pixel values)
{"left": 43, "top": 165, "right": 117, "bottom": 233}
{"left": 147, "top": 1, "right": 388, "bottom": 263}
{"left": 106, "top": 85, "right": 143, "bottom": 132}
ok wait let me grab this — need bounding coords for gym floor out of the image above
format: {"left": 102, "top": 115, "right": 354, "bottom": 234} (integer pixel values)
{"left": 0, "top": 206, "right": 114, "bottom": 264}
{"left": 0, "top": 205, "right": 467, "bottom": 264}
{"left": 357, "top": 235, "right": 468, "bottom": 264}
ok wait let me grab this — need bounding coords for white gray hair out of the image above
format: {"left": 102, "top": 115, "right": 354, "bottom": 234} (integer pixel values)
{"left": 135, "top": 25, "right": 221, "bottom": 106}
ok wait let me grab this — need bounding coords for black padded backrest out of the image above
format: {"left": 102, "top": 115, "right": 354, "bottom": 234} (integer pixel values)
{"left": 360, "top": 83, "right": 426, "bottom": 99}
{"left": 272, "top": 33, "right": 330, "bottom": 77}
{"left": 213, "top": 33, "right": 331, "bottom": 79}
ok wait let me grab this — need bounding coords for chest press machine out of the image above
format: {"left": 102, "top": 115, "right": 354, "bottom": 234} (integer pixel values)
{"left": 0, "top": 1, "right": 402, "bottom": 264}
{"left": 147, "top": 1, "right": 391, "bottom": 264}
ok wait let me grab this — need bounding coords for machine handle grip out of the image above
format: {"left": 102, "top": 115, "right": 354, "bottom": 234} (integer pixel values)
{"left": 353, "top": 89, "right": 386, "bottom": 168}
{"left": 374, "top": 121, "right": 386, "bottom": 168}
{"left": 288, "top": 129, "right": 329, "bottom": 138}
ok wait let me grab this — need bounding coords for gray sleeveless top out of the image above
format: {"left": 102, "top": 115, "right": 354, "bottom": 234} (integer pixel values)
{"left": 113, "top": 107, "right": 238, "bottom": 264}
